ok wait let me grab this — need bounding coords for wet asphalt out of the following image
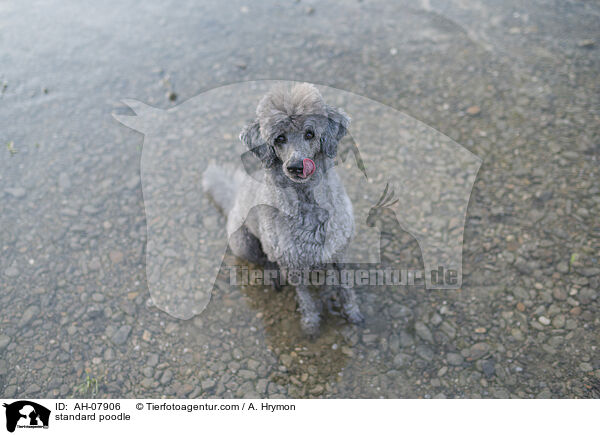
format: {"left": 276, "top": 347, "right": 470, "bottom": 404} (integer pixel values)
{"left": 0, "top": 0, "right": 599, "bottom": 398}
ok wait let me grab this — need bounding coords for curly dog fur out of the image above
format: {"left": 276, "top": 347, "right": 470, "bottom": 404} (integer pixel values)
{"left": 203, "top": 83, "right": 363, "bottom": 336}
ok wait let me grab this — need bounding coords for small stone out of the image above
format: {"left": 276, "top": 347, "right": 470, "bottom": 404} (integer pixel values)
{"left": 578, "top": 288, "right": 597, "bottom": 304}
{"left": 511, "top": 328, "right": 525, "bottom": 341}
{"left": 440, "top": 321, "right": 456, "bottom": 339}
{"left": 481, "top": 360, "right": 495, "bottom": 378}
{"left": 577, "top": 39, "right": 595, "bottom": 48}
{"left": 492, "top": 388, "right": 509, "bottom": 399}
{"left": 19, "top": 306, "right": 40, "bottom": 327}
{"left": 88, "top": 257, "right": 101, "bottom": 271}
{"left": 536, "top": 389, "right": 552, "bottom": 399}
{"left": 362, "top": 333, "right": 378, "bottom": 344}
{"left": 516, "top": 302, "right": 525, "bottom": 312}
{"left": 4, "top": 187, "right": 26, "bottom": 199}
{"left": 5, "top": 385, "right": 17, "bottom": 397}
{"left": 247, "top": 360, "right": 260, "bottom": 371}
{"left": 570, "top": 307, "right": 581, "bottom": 316}
{"left": 566, "top": 319, "right": 577, "bottom": 329}
{"left": 111, "top": 325, "right": 132, "bottom": 345}
{"left": 179, "top": 384, "right": 194, "bottom": 396}
{"left": 491, "top": 206, "right": 504, "bottom": 216}
{"left": 552, "top": 314, "right": 565, "bottom": 328}
{"left": 579, "top": 268, "right": 600, "bottom": 277}
{"left": 538, "top": 316, "right": 551, "bottom": 326}
{"left": 305, "top": 6, "right": 315, "bottom": 15}
{"left": 280, "top": 354, "right": 293, "bottom": 367}
{"left": 415, "top": 321, "right": 434, "bottom": 343}
{"left": 552, "top": 288, "right": 567, "bottom": 301}
{"left": 399, "top": 330, "right": 415, "bottom": 346}
{"left": 309, "top": 385, "right": 324, "bottom": 395}
{"left": 82, "top": 205, "right": 100, "bottom": 215}
{"left": 469, "top": 342, "right": 490, "bottom": 360}
{"left": 341, "top": 346, "right": 354, "bottom": 357}
{"left": 91, "top": 293, "right": 105, "bottom": 302}
{"left": 238, "top": 370, "right": 257, "bottom": 380}
{"left": 25, "top": 384, "right": 41, "bottom": 394}
{"left": 104, "top": 348, "right": 114, "bottom": 361}
{"left": 416, "top": 345, "right": 433, "bottom": 361}
{"left": 474, "top": 327, "right": 486, "bottom": 334}
{"left": 165, "top": 322, "right": 179, "bottom": 334}
{"left": 579, "top": 362, "right": 593, "bottom": 372}
{"left": 0, "top": 335, "right": 11, "bottom": 350}
{"left": 160, "top": 369, "right": 173, "bottom": 385}
{"left": 393, "top": 353, "right": 407, "bottom": 367}
{"left": 201, "top": 379, "right": 216, "bottom": 390}
{"left": 147, "top": 354, "right": 159, "bottom": 367}
{"left": 466, "top": 105, "right": 481, "bottom": 116}
{"left": 142, "top": 330, "right": 152, "bottom": 342}
{"left": 447, "top": 353, "right": 464, "bottom": 366}
{"left": 503, "top": 251, "right": 515, "bottom": 263}
{"left": 256, "top": 379, "right": 269, "bottom": 395}
{"left": 109, "top": 250, "right": 124, "bottom": 264}
{"left": 430, "top": 313, "right": 443, "bottom": 326}
{"left": 167, "top": 91, "right": 177, "bottom": 101}
{"left": 4, "top": 267, "right": 19, "bottom": 278}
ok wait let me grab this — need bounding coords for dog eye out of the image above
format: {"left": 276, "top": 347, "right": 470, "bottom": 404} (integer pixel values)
{"left": 274, "top": 134, "right": 286, "bottom": 145}
{"left": 304, "top": 130, "right": 314, "bottom": 140}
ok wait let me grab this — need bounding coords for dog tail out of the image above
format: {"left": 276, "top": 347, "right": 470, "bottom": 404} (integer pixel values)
{"left": 202, "top": 163, "right": 238, "bottom": 214}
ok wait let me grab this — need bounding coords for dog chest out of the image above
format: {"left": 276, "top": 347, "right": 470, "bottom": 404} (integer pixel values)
{"left": 261, "top": 198, "right": 353, "bottom": 268}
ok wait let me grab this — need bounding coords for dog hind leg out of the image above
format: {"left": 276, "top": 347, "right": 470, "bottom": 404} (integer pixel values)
{"left": 229, "top": 226, "right": 282, "bottom": 291}
{"left": 228, "top": 225, "right": 268, "bottom": 264}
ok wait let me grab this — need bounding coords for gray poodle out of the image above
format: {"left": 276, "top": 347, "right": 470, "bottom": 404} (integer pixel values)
{"left": 203, "top": 83, "right": 363, "bottom": 336}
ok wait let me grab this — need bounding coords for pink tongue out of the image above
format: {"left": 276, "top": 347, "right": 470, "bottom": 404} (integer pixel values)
{"left": 302, "top": 158, "right": 316, "bottom": 178}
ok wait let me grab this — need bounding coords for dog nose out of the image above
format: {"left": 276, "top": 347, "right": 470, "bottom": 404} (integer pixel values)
{"left": 287, "top": 160, "right": 304, "bottom": 175}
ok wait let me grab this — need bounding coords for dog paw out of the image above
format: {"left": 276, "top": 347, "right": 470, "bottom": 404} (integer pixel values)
{"left": 300, "top": 315, "right": 321, "bottom": 338}
{"left": 344, "top": 307, "right": 365, "bottom": 325}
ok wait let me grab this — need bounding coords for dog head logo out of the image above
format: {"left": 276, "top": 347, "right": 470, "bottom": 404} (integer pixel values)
{"left": 3, "top": 401, "right": 50, "bottom": 432}
{"left": 114, "top": 81, "right": 481, "bottom": 319}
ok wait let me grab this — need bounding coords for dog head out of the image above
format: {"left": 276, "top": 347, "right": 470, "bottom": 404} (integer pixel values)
{"left": 240, "top": 83, "right": 350, "bottom": 183}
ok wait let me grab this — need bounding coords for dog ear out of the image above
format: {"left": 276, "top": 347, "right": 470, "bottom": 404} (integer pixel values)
{"left": 321, "top": 105, "right": 350, "bottom": 158}
{"left": 240, "top": 119, "right": 277, "bottom": 168}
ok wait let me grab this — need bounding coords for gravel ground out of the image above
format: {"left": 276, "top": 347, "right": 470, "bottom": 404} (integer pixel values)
{"left": 0, "top": 0, "right": 598, "bottom": 398}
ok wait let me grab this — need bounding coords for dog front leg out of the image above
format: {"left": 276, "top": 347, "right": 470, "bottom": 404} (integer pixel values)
{"left": 335, "top": 264, "right": 364, "bottom": 325}
{"left": 294, "top": 283, "right": 322, "bottom": 337}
